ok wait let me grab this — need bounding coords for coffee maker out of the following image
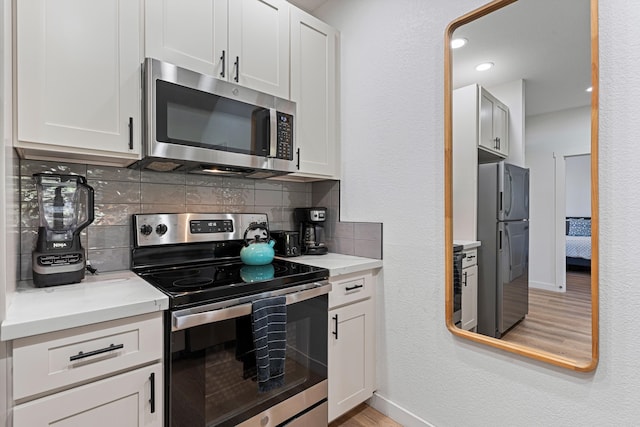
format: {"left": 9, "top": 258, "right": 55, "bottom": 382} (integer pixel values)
{"left": 32, "top": 174, "right": 95, "bottom": 287}
{"left": 294, "top": 207, "right": 328, "bottom": 255}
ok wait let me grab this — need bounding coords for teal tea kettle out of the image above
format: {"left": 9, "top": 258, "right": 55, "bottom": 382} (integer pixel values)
{"left": 240, "top": 222, "right": 275, "bottom": 266}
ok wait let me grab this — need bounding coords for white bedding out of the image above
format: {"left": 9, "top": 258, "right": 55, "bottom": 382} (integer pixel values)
{"left": 566, "top": 235, "right": 591, "bottom": 259}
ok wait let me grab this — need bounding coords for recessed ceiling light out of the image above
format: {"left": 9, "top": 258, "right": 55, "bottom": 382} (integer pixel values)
{"left": 451, "top": 38, "right": 467, "bottom": 49}
{"left": 586, "top": 86, "right": 593, "bottom": 92}
{"left": 475, "top": 62, "right": 494, "bottom": 72}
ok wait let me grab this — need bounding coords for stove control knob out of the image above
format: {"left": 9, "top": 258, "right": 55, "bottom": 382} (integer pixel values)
{"left": 140, "top": 224, "right": 153, "bottom": 236}
{"left": 156, "top": 224, "right": 168, "bottom": 236}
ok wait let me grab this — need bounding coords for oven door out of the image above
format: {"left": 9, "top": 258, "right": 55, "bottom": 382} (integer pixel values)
{"left": 167, "top": 283, "right": 329, "bottom": 427}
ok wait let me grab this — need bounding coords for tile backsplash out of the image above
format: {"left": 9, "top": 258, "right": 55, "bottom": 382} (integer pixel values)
{"left": 18, "top": 159, "right": 382, "bottom": 280}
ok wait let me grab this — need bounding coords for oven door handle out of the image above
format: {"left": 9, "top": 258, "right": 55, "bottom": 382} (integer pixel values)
{"left": 171, "top": 282, "right": 331, "bottom": 331}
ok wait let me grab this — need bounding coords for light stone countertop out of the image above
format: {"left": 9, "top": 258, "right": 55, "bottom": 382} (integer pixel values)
{"left": 1, "top": 270, "right": 169, "bottom": 341}
{"left": 454, "top": 240, "right": 482, "bottom": 250}
{"left": 284, "top": 253, "right": 383, "bottom": 277}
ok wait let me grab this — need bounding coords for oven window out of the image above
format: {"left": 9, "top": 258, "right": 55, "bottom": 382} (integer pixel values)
{"left": 169, "top": 295, "right": 328, "bottom": 427}
{"left": 155, "top": 80, "right": 270, "bottom": 156}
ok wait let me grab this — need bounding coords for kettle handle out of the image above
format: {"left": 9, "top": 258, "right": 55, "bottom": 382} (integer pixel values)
{"left": 243, "top": 222, "right": 270, "bottom": 246}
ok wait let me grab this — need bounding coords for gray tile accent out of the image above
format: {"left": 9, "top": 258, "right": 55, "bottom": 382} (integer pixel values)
{"left": 141, "top": 182, "right": 185, "bottom": 204}
{"left": 88, "top": 226, "right": 130, "bottom": 250}
{"left": 91, "top": 180, "right": 141, "bottom": 203}
{"left": 141, "top": 170, "right": 186, "bottom": 184}
{"left": 87, "top": 248, "right": 131, "bottom": 272}
{"left": 18, "top": 160, "right": 313, "bottom": 280}
{"left": 354, "top": 239, "right": 382, "bottom": 259}
{"left": 93, "top": 204, "right": 141, "bottom": 226}
{"left": 255, "top": 190, "right": 282, "bottom": 206}
{"left": 355, "top": 223, "right": 382, "bottom": 241}
{"left": 17, "top": 159, "right": 382, "bottom": 279}
{"left": 87, "top": 166, "right": 140, "bottom": 182}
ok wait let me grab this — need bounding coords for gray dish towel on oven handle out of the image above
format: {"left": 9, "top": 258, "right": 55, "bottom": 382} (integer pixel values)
{"left": 251, "top": 296, "right": 287, "bottom": 392}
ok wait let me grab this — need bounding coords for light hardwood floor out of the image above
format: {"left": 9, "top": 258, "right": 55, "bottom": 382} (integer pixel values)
{"left": 329, "top": 404, "right": 402, "bottom": 427}
{"left": 500, "top": 269, "right": 592, "bottom": 364}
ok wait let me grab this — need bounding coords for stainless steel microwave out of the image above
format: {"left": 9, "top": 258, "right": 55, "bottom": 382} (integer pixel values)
{"left": 135, "top": 58, "right": 297, "bottom": 178}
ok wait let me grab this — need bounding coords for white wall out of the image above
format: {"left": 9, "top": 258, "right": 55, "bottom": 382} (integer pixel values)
{"left": 526, "top": 106, "right": 590, "bottom": 290}
{"left": 566, "top": 154, "right": 591, "bottom": 216}
{"left": 316, "top": 0, "right": 640, "bottom": 425}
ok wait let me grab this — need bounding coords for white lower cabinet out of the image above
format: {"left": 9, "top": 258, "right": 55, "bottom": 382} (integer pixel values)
{"left": 11, "top": 312, "right": 164, "bottom": 426}
{"left": 461, "top": 249, "right": 478, "bottom": 332}
{"left": 13, "top": 363, "right": 162, "bottom": 427}
{"left": 328, "top": 270, "right": 376, "bottom": 422}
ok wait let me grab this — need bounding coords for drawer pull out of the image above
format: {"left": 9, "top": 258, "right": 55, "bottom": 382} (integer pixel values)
{"left": 345, "top": 283, "right": 364, "bottom": 292}
{"left": 149, "top": 372, "right": 156, "bottom": 413}
{"left": 69, "top": 343, "right": 124, "bottom": 362}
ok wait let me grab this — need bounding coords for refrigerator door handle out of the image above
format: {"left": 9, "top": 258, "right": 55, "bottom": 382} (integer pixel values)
{"left": 499, "top": 230, "right": 503, "bottom": 250}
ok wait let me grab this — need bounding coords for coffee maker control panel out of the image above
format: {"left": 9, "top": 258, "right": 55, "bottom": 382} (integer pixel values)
{"left": 308, "top": 210, "right": 326, "bottom": 221}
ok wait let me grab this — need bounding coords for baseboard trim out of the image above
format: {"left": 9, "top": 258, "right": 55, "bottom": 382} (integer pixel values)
{"left": 368, "top": 392, "right": 435, "bottom": 427}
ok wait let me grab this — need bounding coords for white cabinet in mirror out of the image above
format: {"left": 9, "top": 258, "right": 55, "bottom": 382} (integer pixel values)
{"left": 445, "top": 0, "right": 599, "bottom": 372}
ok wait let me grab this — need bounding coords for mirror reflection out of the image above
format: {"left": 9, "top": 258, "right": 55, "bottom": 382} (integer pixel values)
{"left": 447, "top": 0, "right": 598, "bottom": 370}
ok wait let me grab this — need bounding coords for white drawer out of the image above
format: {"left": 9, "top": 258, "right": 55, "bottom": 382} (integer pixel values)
{"left": 329, "top": 271, "right": 374, "bottom": 309}
{"left": 462, "top": 249, "right": 477, "bottom": 268}
{"left": 13, "top": 311, "right": 163, "bottom": 401}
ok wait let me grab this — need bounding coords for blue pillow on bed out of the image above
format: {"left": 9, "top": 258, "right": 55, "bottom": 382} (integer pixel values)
{"left": 568, "top": 218, "right": 591, "bottom": 236}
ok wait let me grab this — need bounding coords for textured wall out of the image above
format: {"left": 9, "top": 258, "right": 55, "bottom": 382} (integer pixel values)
{"left": 317, "top": 0, "right": 640, "bottom": 425}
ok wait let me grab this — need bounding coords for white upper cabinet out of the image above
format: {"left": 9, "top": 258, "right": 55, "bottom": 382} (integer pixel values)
{"left": 145, "top": 0, "right": 227, "bottom": 78}
{"left": 15, "top": 0, "right": 142, "bottom": 167}
{"left": 289, "top": 8, "right": 339, "bottom": 179}
{"left": 479, "top": 87, "right": 509, "bottom": 159}
{"left": 145, "top": 0, "right": 290, "bottom": 99}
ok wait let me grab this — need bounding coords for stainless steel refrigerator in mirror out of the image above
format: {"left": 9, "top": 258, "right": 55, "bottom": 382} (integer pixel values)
{"left": 477, "top": 162, "right": 529, "bottom": 338}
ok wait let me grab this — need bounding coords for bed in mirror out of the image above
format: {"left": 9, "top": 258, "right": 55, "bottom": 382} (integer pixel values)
{"left": 444, "top": 0, "right": 598, "bottom": 371}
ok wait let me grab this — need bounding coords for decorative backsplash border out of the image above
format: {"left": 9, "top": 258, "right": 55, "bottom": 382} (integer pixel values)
{"left": 18, "top": 160, "right": 382, "bottom": 280}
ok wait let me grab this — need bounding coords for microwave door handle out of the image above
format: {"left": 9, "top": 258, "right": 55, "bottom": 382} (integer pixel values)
{"left": 269, "top": 108, "right": 278, "bottom": 157}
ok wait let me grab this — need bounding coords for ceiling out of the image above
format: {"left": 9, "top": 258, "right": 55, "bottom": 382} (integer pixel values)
{"left": 288, "top": 0, "right": 592, "bottom": 117}
{"left": 452, "top": 0, "right": 592, "bottom": 116}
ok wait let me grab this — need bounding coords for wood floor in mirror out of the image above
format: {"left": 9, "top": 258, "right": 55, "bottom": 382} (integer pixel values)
{"left": 501, "top": 270, "right": 592, "bottom": 365}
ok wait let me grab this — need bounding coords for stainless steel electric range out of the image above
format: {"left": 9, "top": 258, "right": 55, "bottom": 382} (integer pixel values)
{"left": 131, "top": 213, "right": 330, "bottom": 427}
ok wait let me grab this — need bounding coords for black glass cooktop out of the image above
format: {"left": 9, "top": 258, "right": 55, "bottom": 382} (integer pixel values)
{"left": 135, "top": 258, "right": 329, "bottom": 309}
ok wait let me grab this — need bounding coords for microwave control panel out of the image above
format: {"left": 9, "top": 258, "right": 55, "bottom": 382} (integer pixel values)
{"left": 276, "top": 112, "right": 294, "bottom": 160}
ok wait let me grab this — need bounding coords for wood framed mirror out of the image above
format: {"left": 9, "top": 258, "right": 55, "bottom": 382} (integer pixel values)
{"left": 444, "top": 0, "right": 599, "bottom": 371}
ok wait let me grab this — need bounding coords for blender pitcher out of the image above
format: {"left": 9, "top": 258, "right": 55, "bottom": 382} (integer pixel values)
{"left": 32, "top": 173, "right": 94, "bottom": 287}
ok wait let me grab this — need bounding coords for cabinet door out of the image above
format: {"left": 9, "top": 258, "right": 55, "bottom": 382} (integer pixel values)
{"left": 228, "top": 0, "right": 290, "bottom": 98}
{"left": 328, "top": 299, "right": 375, "bottom": 422}
{"left": 145, "top": 0, "right": 228, "bottom": 78}
{"left": 479, "top": 90, "right": 498, "bottom": 153}
{"left": 493, "top": 102, "right": 509, "bottom": 157}
{"left": 290, "top": 8, "right": 338, "bottom": 179}
{"left": 461, "top": 264, "right": 478, "bottom": 331}
{"left": 13, "top": 363, "right": 163, "bottom": 427}
{"left": 16, "top": 0, "right": 141, "bottom": 165}
{"left": 478, "top": 88, "right": 509, "bottom": 158}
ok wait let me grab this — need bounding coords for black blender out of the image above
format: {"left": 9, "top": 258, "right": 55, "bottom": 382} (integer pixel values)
{"left": 32, "top": 174, "right": 94, "bottom": 287}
